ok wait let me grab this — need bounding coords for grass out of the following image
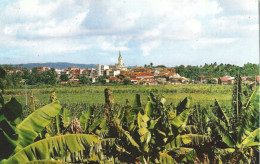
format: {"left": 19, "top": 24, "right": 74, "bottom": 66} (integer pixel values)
{"left": 4, "top": 84, "right": 233, "bottom": 108}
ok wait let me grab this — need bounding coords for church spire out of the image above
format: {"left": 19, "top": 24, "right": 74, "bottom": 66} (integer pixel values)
{"left": 119, "top": 50, "right": 122, "bottom": 58}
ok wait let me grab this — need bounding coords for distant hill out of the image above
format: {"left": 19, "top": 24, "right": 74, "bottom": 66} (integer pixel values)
{"left": 15, "top": 62, "right": 97, "bottom": 69}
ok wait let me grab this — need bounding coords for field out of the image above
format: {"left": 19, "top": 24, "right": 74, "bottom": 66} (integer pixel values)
{"left": 1, "top": 80, "right": 259, "bottom": 163}
{"left": 3, "top": 84, "right": 233, "bottom": 108}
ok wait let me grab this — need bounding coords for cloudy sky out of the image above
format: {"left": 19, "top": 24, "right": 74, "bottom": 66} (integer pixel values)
{"left": 0, "top": 0, "right": 258, "bottom": 66}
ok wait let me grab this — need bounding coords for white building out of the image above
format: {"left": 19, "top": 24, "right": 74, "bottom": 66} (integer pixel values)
{"left": 96, "top": 64, "right": 109, "bottom": 76}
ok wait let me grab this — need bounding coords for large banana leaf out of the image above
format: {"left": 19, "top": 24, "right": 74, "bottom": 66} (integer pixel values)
{"left": 113, "top": 118, "right": 140, "bottom": 151}
{"left": 133, "top": 94, "right": 142, "bottom": 112}
{"left": 176, "top": 97, "right": 189, "bottom": 115}
{"left": 25, "top": 160, "right": 69, "bottom": 164}
{"left": 166, "top": 134, "right": 211, "bottom": 150}
{"left": 208, "top": 112, "right": 235, "bottom": 147}
{"left": 61, "top": 108, "right": 72, "bottom": 128}
{"left": 238, "top": 128, "right": 260, "bottom": 149}
{"left": 0, "top": 119, "right": 19, "bottom": 159}
{"left": 158, "top": 151, "right": 177, "bottom": 164}
{"left": 88, "top": 116, "right": 104, "bottom": 133}
{"left": 2, "top": 134, "right": 99, "bottom": 164}
{"left": 0, "top": 97, "right": 22, "bottom": 124}
{"left": 171, "top": 109, "right": 190, "bottom": 130}
{"left": 244, "top": 88, "right": 257, "bottom": 110}
{"left": 17, "top": 101, "right": 62, "bottom": 148}
{"left": 214, "top": 99, "right": 230, "bottom": 126}
{"left": 137, "top": 113, "right": 151, "bottom": 152}
{"left": 79, "top": 106, "right": 93, "bottom": 131}
{"left": 144, "top": 101, "right": 153, "bottom": 116}
{"left": 0, "top": 129, "right": 18, "bottom": 159}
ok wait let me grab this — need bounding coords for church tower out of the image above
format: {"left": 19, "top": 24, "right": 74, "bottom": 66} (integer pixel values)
{"left": 115, "top": 50, "right": 127, "bottom": 70}
{"left": 117, "top": 50, "right": 124, "bottom": 67}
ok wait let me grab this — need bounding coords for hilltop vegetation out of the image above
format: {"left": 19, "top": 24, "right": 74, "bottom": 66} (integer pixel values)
{"left": 174, "top": 62, "right": 259, "bottom": 79}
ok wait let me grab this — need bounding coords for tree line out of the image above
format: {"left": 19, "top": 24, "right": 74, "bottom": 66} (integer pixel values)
{"left": 174, "top": 62, "right": 259, "bottom": 79}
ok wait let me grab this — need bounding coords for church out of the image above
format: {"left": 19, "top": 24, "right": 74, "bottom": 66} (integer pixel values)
{"left": 115, "top": 50, "right": 128, "bottom": 71}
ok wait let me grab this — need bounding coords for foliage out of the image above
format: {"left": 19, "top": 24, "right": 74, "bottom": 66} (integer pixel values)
{"left": 78, "top": 75, "right": 90, "bottom": 84}
{"left": 123, "top": 78, "right": 131, "bottom": 85}
{"left": 174, "top": 62, "right": 259, "bottom": 79}
{"left": 0, "top": 73, "right": 259, "bottom": 163}
{"left": 59, "top": 74, "right": 69, "bottom": 82}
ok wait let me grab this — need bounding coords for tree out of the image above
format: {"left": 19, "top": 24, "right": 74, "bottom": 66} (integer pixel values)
{"left": 150, "top": 62, "right": 153, "bottom": 67}
{"left": 123, "top": 78, "right": 131, "bottom": 85}
{"left": 97, "top": 75, "right": 108, "bottom": 85}
{"left": 60, "top": 74, "right": 69, "bottom": 81}
{"left": 79, "top": 75, "right": 90, "bottom": 84}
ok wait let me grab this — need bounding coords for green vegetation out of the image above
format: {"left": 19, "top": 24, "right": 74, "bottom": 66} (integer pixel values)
{"left": 0, "top": 66, "right": 259, "bottom": 163}
{"left": 3, "top": 85, "right": 233, "bottom": 109}
{"left": 174, "top": 62, "right": 259, "bottom": 79}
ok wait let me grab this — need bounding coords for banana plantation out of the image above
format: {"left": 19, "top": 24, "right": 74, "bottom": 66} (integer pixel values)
{"left": 0, "top": 67, "right": 259, "bottom": 163}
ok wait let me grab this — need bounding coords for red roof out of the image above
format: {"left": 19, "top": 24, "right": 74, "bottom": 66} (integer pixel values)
{"left": 130, "top": 78, "right": 142, "bottom": 80}
{"left": 109, "top": 77, "right": 118, "bottom": 81}
{"left": 219, "top": 76, "right": 231, "bottom": 82}
{"left": 163, "top": 68, "right": 169, "bottom": 73}
{"left": 131, "top": 72, "right": 153, "bottom": 76}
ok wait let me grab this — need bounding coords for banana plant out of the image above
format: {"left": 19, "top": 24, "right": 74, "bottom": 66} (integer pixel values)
{"left": 1, "top": 134, "right": 100, "bottom": 164}
{"left": 208, "top": 75, "right": 260, "bottom": 163}
{"left": 102, "top": 88, "right": 211, "bottom": 163}
{"left": 0, "top": 100, "right": 62, "bottom": 161}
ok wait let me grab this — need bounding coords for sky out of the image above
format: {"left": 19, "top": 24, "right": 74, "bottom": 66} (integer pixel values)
{"left": 0, "top": 0, "right": 258, "bottom": 67}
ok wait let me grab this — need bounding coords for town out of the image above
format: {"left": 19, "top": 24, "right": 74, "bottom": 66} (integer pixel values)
{"left": 3, "top": 51, "right": 259, "bottom": 86}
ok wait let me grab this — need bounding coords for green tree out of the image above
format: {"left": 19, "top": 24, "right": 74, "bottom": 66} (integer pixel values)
{"left": 123, "top": 78, "right": 131, "bottom": 85}
{"left": 79, "top": 75, "right": 90, "bottom": 84}
{"left": 97, "top": 75, "right": 108, "bottom": 85}
{"left": 60, "top": 74, "right": 69, "bottom": 81}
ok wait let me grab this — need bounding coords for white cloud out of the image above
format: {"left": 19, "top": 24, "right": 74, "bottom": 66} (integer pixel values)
{"left": 141, "top": 41, "right": 160, "bottom": 56}
{"left": 185, "top": 19, "right": 202, "bottom": 35}
{"left": 192, "top": 37, "right": 238, "bottom": 49}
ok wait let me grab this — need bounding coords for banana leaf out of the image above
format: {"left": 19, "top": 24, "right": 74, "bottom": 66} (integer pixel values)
{"left": 3, "top": 134, "right": 99, "bottom": 164}
{"left": 113, "top": 118, "right": 140, "bottom": 151}
{"left": 166, "top": 134, "right": 211, "bottom": 150}
{"left": 61, "top": 108, "right": 71, "bottom": 128}
{"left": 0, "top": 129, "right": 18, "bottom": 159}
{"left": 144, "top": 101, "right": 153, "bottom": 116}
{"left": 158, "top": 151, "right": 177, "bottom": 164}
{"left": 25, "top": 160, "right": 69, "bottom": 164}
{"left": 133, "top": 94, "right": 142, "bottom": 112}
{"left": 208, "top": 112, "right": 235, "bottom": 147}
{"left": 214, "top": 99, "right": 230, "bottom": 126}
{"left": 176, "top": 97, "right": 188, "bottom": 115}
{"left": 0, "top": 97, "right": 22, "bottom": 125}
{"left": 171, "top": 109, "right": 190, "bottom": 130}
{"left": 88, "top": 116, "right": 104, "bottom": 133}
{"left": 17, "top": 101, "right": 62, "bottom": 148}
{"left": 238, "top": 128, "right": 260, "bottom": 149}
{"left": 79, "top": 106, "right": 93, "bottom": 131}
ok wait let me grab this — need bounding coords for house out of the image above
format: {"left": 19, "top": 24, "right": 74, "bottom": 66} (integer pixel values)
{"left": 109, "top": 76, "right": 119, "bottom": 83}
{"left": 219, "top": 76, "right": 232, "bottom": 85}
{"left": 156, "top": 77, "right": 167, "bottom": 83}
{"left": 68, "top": 67, "right": 79, "bottom": 71}
{"left": 227, "top": 77, "right": 235, "bottom": 85}
{"left": 198, "top": 76, "right": 213, "bottom": 84}
{"left": 133, "top": 66, "right": 147, "bottom": 72}
{"left": 37, "top": 66, "right": 50, "bottom": 72}
{"left": 130, "top": 72, "right": 154, "bottom": 80}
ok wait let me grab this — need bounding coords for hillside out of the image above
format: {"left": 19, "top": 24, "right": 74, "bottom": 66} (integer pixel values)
{"left": 15, "top": 62, "right": 97, "bottom": 69}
